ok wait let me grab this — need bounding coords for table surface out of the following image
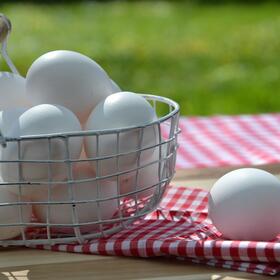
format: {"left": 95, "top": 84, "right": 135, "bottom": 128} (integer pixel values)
{"left": 1, "top": 164, "right": 279, "bottom": 280}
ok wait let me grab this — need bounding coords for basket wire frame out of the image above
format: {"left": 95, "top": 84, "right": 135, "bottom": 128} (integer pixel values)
{"left": 0, "top": 94, "right": 180, "bottom": 246}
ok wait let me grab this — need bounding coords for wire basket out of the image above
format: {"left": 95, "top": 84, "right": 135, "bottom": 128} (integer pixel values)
{"left": 0, "top": 94, "right": 180, "bottom": 246}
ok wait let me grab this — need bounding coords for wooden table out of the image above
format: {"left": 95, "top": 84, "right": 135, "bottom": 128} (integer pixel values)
{"left": 0, "top": 164, "right": 279, "bottom": 280}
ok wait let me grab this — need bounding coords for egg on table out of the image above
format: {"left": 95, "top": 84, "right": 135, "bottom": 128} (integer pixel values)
{"left": 1, "top": 104, "right": 82, "bottom": 195}
{"left": 208, "top": 168, "right": 280, "bottom": 241}
{"left": 84, "top": 91, "right": 159, "bottom": 179}
{"left": 0, "top": 186, "right": 32, "bottom": 240}
{"left": 26, "top": 50, "right": 115, "bottom": 123}
{"left": 33, "top": 162, "right": 118, "bottom": 233}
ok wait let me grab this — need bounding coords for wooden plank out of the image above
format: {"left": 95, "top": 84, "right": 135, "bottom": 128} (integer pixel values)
{"left": 173, "top": 164, "right": 280, "bottom": 190}
{"left": 0, "top": 247, "right": 107, "bottom": 268}
{"left": 0, "top": 251, "right": 271, "bottom": 280}
{"left": 174, "top": 163, "right": 280, "bottom": 180}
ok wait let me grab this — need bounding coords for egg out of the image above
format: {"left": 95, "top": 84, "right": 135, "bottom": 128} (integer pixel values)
{"left": 0, "top": 107, "right": 27, "bottom": 159}
{"left": 0, "top": 108, "right": 27, "bottom": 137}
{"left": 120, "top": 144, "right": 167, "bottom": 200}
{"left": 26, "top": 50, "right": 114, "bottom": 122}
{"left": 0, "top": 187, "right": 32, "bottom": 240}
{"left": 208, "top": 168, "right": 280, "bottom": 241}
{"left": 1, "top": 104, "right": 82, "bottom": 189}
{"left": 33, "top": 162, "right": 118, "bottom": 233}
{"left": 85, "top": 91, "right": 158, "bottom": 179}
{"left": 110, "top": 79, "right": 121, "bottom": 93}
{"left": 0, "top": 72, "right": 29, "bottom": 176}
{"left": 0, "top": 72, "right": 29, "bottom": 109}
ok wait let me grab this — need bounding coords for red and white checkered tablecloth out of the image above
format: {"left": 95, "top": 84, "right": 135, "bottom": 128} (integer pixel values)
{"left": 173, "top": 113, "right": 280, "bottom": 169}
{"left": 35, "top": 186, "right": 280, "bottom": 276}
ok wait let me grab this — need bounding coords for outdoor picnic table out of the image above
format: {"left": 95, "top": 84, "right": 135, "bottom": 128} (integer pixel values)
{"left": 0, "top": 164, "right": 278, "bottom": 280}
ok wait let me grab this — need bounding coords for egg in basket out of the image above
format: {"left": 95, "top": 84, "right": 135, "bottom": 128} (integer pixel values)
{"left": 0, "top": 14, "right": 179, "bottom": 246}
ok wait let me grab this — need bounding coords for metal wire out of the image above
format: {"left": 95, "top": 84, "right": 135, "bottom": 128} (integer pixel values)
{"left": 0, "top": 95, "right": 180, "bottom": 246}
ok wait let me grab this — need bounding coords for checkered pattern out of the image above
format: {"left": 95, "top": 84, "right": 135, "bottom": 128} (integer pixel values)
{"left": 35, "top": 186, "right": 280, "bottom": 276}
{"left": 172, "top": 113, "right": 280, "bottom": 169}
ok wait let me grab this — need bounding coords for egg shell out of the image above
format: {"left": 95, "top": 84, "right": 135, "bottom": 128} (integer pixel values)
{"left": 33, "top": 162, "right": 118, "bottom": 234}
{"left": 208, "top": 168, "right": 280, "bottom": 241}
{"left": 85, "top": 91, "right": 159, "bottom": 179}
{"left": 110, "top": 79, "right": 121, "bottom": 93}
{"left": 0, "top": 107, "right": 27, "bottom": 137}
{"left": 0, "top": 107, "right": 27, "bottom": 159}
{"left": 26, "top": 50, "right": 114, "bottom": 122}
{"left": 0, "top": 72, "right": 29, "bottom": 110}
{"left": 119, "top": 144, "right": 168, "bottom": 200}
{"left": 1, "top": 104, "right": 82, "bottom": 188}
{"left": 0, "top": 186, "right": 32, "bottom": 240}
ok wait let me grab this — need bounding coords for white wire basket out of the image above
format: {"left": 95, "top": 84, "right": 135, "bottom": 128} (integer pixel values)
{"left": 0, "top": 94, "right": 180, "bottom": 246}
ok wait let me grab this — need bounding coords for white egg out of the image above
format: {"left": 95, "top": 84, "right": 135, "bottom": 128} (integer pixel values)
{"left": 110, "top": 79, "right": 121, "bottom": 93}
{"left": 85, "top": 91, "right": 158, "bottom": 179}
{"left": 0, "top": 72, "right": 29, "bottom": 110}
{"left": 208, "top": 168, "right": 280, "bottom": 241}
{"left": 120, "top": 144, "right": 167, "bottom": 200}
{"left": 0, "top": 107, "right": 27, "bottom": 159}
{"left": 1, "top": 104, "right": 82, "bottom": 188}
{"left": 26, "top": 50, "right": 114, "bottom": 122}
{"left": 0, "top": 187, "right": 32, "bottom": 240}
{"left": 33, "top": 163, "right": 118, "bottom": 233}
{"left": 0, "top": 108, "right": 27, "bottom": 137}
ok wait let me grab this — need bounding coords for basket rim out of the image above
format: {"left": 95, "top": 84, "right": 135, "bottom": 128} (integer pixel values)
{"left": 2, "top": 94, "right": 180, "bottom": 142}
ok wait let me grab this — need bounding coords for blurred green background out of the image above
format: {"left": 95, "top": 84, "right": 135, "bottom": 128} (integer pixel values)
{"left": 1, "top": 1, "right": 280, "bottom": 116}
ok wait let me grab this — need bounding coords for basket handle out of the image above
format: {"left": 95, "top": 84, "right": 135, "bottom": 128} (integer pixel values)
{"left": 0, "top": 14, "right": 19, "bottom": 75}
{"left": 0, "top": 14, "right": 14, "bottom": 147}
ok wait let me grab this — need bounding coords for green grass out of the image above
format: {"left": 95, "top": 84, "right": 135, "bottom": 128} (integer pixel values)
{"left": 1, "top": 1, "right": 280, "bottom": 116}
